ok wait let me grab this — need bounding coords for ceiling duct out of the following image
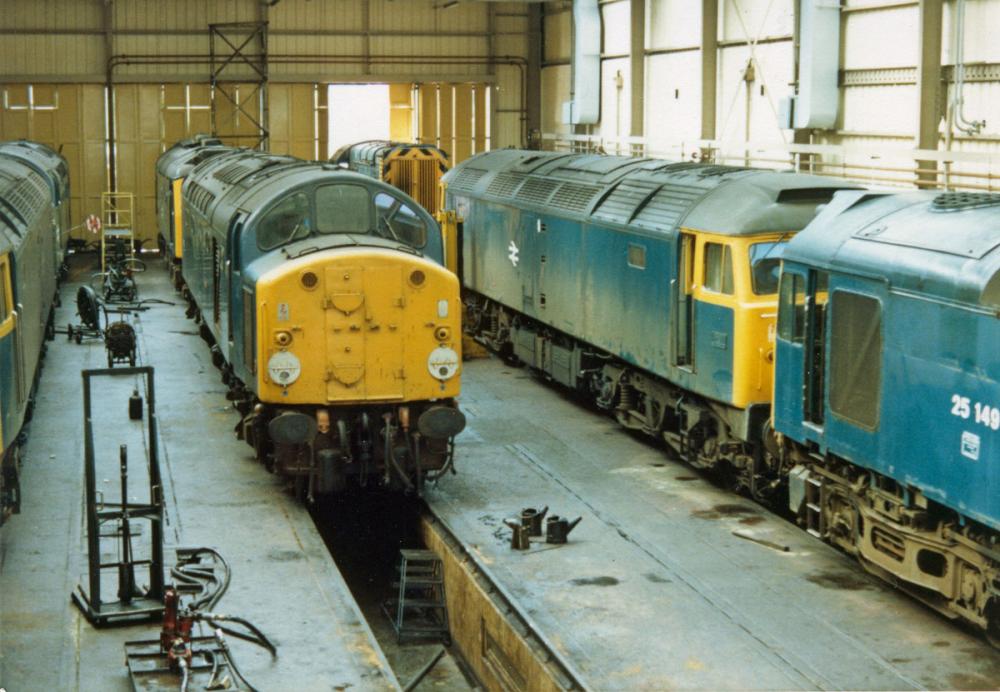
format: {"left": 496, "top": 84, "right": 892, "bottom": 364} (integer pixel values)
{"left": 562, "top": 0, "right": 601, "bottom": 125}
{"left": 794, "top": 0, "right": 840, "bottom": 129}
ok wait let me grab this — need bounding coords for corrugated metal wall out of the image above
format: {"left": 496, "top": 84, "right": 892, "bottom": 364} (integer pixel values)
{"left": 541, "top": 0, "right": 1000, "bottom": 191}
{"left": 0, "top": 0, "right": 531, "bottom": 243}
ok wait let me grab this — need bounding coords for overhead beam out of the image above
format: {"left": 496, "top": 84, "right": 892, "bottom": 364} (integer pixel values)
{"left": 916, "top": 0, "right": 943, "bottom": 184}
{"left": 629, "top": 0, "right": 644, "bottom": 148}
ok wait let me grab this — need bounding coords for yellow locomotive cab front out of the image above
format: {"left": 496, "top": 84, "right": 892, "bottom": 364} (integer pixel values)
{"left": 254, "top": 247, "right": 462, "bottom": 406}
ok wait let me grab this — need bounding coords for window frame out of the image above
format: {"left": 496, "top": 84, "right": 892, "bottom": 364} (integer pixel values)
{"left": 827, "top": 289, "right": 883, "bottom": 431}
{"left": 0, "top": 254, "right": 11, "bottom": 326}
{"left": 777, "top": 271, "right": 806, "bottom": 344}
{"left": 627, "top": 242, "right": 646, "bottom": 270}
{"left": 703, "top": 241, "right": 735, "bottom": 295}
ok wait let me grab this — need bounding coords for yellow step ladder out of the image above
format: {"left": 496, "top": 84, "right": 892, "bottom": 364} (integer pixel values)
{"left": 100, "top": 191, "right": 136, "bottom": 272}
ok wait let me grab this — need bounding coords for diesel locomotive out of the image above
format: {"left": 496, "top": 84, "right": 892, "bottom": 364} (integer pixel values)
{"left": 0, "top": 139, "right": 71, "bottom": 283}
{"left": 155, "top": 135, "right": 231, "bottom": 285}
{"left": 0, "top": 140, "right": 67, "bottom": 524}
{"left": 445, "top": 148, "right": 1000, "bottom": 644}
{"left": 444, "top": 149, "right": 856, "bottom": 493}
{"left": 179, "top": 148, "right": 465, "bottom": 497}
{"left": 330, "top": 140, "right": 450, "bottom": 217}
{"left": 772, "top": 190, "right": 1000, "bottom": 643}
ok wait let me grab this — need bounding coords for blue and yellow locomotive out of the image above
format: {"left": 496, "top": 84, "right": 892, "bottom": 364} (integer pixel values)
{"left": 180, "top": 149, "right": 465, "bottom": 495}
{"left": 772, "top": 190, "right": 1000, "bottom": 642}
{"left": 0, "top": 141, "right": 64, "bottom": 524}
{"left": 155, "top": 135, "right": 230, "bottom": 285}
{"left": 444, "top": 149, "right": 854, "bottom": 491}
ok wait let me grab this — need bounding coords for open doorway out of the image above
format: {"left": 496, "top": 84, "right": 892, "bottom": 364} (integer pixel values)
{"left": 326, "top": 84, "right": 391, "bottom": 158}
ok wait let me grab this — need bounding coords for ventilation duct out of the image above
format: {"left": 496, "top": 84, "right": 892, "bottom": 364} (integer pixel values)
{"left": 561, "top": 0, "right": 601, "bottom": 125}
{"left": 793, "top": 0, "right": 840, "bottom": 129}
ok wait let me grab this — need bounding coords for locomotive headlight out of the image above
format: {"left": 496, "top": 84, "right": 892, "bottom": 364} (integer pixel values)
{"left": 268, "top": 351, "right": 301, "bottom": 386}
{"left": 428, "top": 346, "right": 460, "bottom": 381}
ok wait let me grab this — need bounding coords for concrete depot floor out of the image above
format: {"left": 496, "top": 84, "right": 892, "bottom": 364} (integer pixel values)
{"left": 428, "top": 357, "right": 1000, "bottom": 690}
{"left": 4, "top": 255, "right": 1000, "bottom": 691}
{"left": 0, "top": 258, "right": 399, "bottom": 691}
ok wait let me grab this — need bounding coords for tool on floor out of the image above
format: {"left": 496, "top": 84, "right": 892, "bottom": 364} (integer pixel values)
{"left": 383, "top": 549, "right": 451, "bottom": 644}
{"left": 505, "top": 518, "right": 532, "bottom": 550}
{"left": 520, "top": 506, "right": 548, "bottom": 537}
{"left": 72, "top": 366, "right": 165, "bottom": 627}
{"left": 732, "top": 530, "right": 790, "bottom": 553}
{"left": 545, "top": 515, "right": 582, "bottom": 544}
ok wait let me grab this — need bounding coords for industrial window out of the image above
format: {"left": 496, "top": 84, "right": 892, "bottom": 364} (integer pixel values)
{"left": 316, "top": 184, "right": 371, "bottom": 234}
{"left": 749, "top": 241, "right": 784, "bottom": 295}
{"left": 243, "top": 288, "right": 255, "bottom": 374}
{"left": 829, "top": 291, "right": 882, "bottom": 430}
{"left": 258, "top": 192, "right": 311, "bottom": 250}
{"left": 374, "top": 192, "right": 427, "bottom": 248}
{"left": 0, "top": 256, "right": 9, "bottom": 322}
{"left": 627, "top": 243, "right": 646, "bottom": 269}
{"left": 778, "top": 273, "right": 805, "bottom": 343}
{"left": 704, "top": 242, "right": 734, "bottom": 295}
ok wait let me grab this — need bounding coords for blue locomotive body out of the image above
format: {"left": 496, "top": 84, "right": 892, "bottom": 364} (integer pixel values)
{"left": 0, "top": 139, "right": 71, "bottom": 280}
{"left": 445, "top": 149, "right": 854, "bottom": 476}
{"left": 773, "top": 190, "right": 1000, "bottom": 637}
{"left": 0, "top": 143, "right": 62, "bottom": 524}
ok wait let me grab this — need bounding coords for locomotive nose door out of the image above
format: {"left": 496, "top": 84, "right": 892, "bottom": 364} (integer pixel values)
{"left": 324, "top": 264, "right": 405, "bottom": 402}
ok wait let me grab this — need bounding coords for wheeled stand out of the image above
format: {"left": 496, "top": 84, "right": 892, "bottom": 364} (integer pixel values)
{"left": 72, "top": 366, "right": 165, "bottom": 626}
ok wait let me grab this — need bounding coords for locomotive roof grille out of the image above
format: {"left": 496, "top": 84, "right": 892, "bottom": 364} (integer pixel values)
{"left": 486, "top": 171, "right": 526, "bottom": 198}
{"left": 515, "top": 177, "right": 559, "bottom": 205}
{"left": 549, "top": 182, "right": 603, "bottom": 213}
{"left": 931, "top": 191, "right": 1000, "bottom": 212}
{"left": 187, "top": 181, "right": 217, "bottom": 216}
{"left": 593, "top": 180, "right": 660, "bottom": 225}
{"left": 632, "top": 182, "right": 706, "bottom": 230}
{"left": 447, "top": 166, "right": 487, "bottom": 192}
{"left": 213, "top": 161, "right": 255, "bottom": 184}
{"left": 4, "top": 172, "right": 48, "bottom": 223}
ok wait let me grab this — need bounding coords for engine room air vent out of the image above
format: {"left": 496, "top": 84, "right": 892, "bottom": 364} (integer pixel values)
{"left": 187, "top": 182, "right": 217, "bottom": 216}
{"left": 486, "top": 172, "right": 527, "bottom": 199}
{"left": 549, "top": 182, "right": 602, "bottom": 213}
{"left": 448, "top": 167, "right": 488, "bottom": 193}
{"left": 592, "top": 180, "right": 660, "bottom": 225}
{"left": 213, "top": 162, "right": 254, "bottom": 184}
{"left": 931, "top": 192, "right": 1000, "bottom": 212}
{"left": 515, "top": 177, "right": 559, "bottom": 206}
{"left": 5, "top": 173, "right": 47, "bottom": 223}
{"left": 632, "top": 183, "right": 705, "bottom": 231}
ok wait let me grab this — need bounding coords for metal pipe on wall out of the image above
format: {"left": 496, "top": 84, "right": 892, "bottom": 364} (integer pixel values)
{"left": 105, "top": 53, "right": 529, "bottom": 148}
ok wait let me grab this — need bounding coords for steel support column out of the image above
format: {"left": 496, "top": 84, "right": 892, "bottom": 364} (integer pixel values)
{"left": 526, "top": 3, "right": 543, "bottom": 147}
{"left": 209, "top": 21, "right": 270, "bottom": 149}
{"left": 629, "top": 0, "right": 645, "bottom": 153}
{"left": 916, "top": 0, "right": 943, "bottom": 185}
{"left": 701, "top": 0, "right": 719, "bottom": 160}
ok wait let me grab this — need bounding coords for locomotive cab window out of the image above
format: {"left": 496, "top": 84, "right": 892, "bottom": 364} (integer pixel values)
{"left": 374, "top": 192, "right": 427, "bottom": 247}
{"left": 259, "top": 192, "right": 311, "bottom": 250}
{"left": 704, "top": 242, "right": 734, "bottom": 295}
{"left": 749, "top": 241, "right": 785, "bottom": 295}
{"left": 316, "top": 184, "right": 370, "bottom": 234}
{"left": 983, "top": 269, "right": 1000, "bottom": 308}
{"left": 829, "top": 291, "right": 882, "bottom": 430}
{"left": 778, "top": 272, "right": 806, "bottom": 343}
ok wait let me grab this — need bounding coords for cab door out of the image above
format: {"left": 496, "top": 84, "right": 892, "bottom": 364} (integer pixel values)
{"left": 0, "top": 254, "right": 19, "bottom": 442}
{"left": 674, "top": 232, "right": 695, "bottom": 369}
{"left": 803, "top": 270, "right": 829, "bottom": 428}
